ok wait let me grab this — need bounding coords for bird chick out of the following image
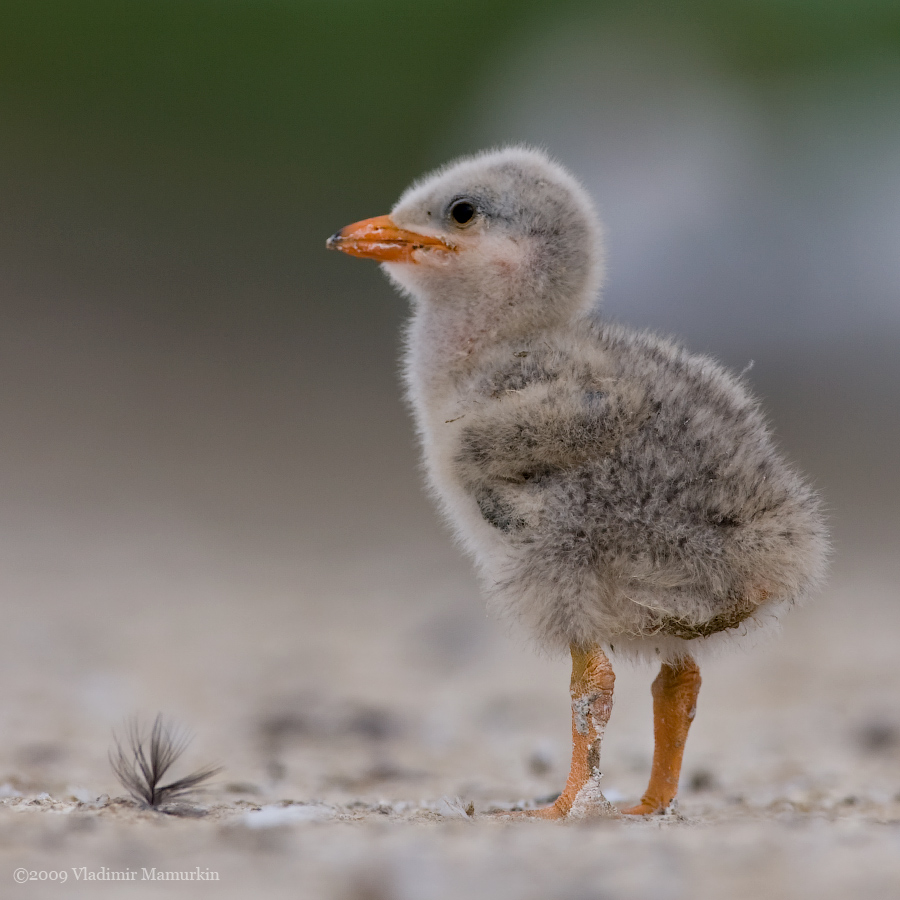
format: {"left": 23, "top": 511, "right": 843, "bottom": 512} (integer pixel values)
{"left": 327, "top": 147, "right": 828, "bottom": 820}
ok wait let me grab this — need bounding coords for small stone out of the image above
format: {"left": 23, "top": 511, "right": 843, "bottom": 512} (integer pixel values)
{"left": 857, "top": 720, "right": 898, "bottom": 753}
{"left": 688, "top": 768, "right": 717, "bottom": 792}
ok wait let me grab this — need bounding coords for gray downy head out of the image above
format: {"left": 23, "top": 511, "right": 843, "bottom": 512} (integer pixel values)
{"left": 383, "top": 147, "right": 607, "bottom": 339}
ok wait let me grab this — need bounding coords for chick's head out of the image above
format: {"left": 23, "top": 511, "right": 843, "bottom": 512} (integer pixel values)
{"left": 330, "top": 147, "right": 606, "bottom": 337}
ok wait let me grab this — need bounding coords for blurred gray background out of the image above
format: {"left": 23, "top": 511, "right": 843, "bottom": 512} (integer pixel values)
{"left": 0, "top": 0, "right": 898, "bottom": 814}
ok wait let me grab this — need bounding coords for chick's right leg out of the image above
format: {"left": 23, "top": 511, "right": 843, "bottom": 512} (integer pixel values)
{"left": 623, "top": 656, "right": 701, "bottom": 815}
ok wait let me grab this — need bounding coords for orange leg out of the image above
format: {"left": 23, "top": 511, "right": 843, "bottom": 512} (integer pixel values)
{"left": 623, "top": 656, "right": 701, "bottom": 815}
{"left": 517, "top": 644, "right": 618, "bottom": 820}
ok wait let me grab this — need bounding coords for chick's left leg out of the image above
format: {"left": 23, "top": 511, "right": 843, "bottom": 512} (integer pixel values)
{"left": 519, "top": 644, "right": 618, "bottom": 820}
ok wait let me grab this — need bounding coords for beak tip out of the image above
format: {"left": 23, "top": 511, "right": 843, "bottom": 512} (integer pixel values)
{"left": 325, "top": 229, "right": 343, "bottom": 250}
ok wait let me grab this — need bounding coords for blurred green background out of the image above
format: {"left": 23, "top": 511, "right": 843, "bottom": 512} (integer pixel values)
{"left": 0, "top": 0, "right": 898, "bottom": 687}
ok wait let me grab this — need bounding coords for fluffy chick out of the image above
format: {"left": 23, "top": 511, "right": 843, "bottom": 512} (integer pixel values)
{"left": 327, "top": 147, "right": 828, "bottom": 819}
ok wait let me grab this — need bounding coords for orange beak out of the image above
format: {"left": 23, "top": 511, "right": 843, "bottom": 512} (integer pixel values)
{"left": 326, "top": 214, "right": 456, "bottom": 263}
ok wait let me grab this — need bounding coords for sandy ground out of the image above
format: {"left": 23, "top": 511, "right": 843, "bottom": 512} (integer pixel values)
{"left": 1, "top": 504, "right": 899, "bottom": 899}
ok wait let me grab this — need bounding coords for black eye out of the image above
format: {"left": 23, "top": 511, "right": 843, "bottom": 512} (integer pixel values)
{"left": 449, "top": 199, "right": 476, "bottom": 226}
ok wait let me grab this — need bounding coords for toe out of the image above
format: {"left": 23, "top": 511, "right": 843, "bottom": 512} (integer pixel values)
{"left": 621, "top": 801, "right": 660, "bottom": 816}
